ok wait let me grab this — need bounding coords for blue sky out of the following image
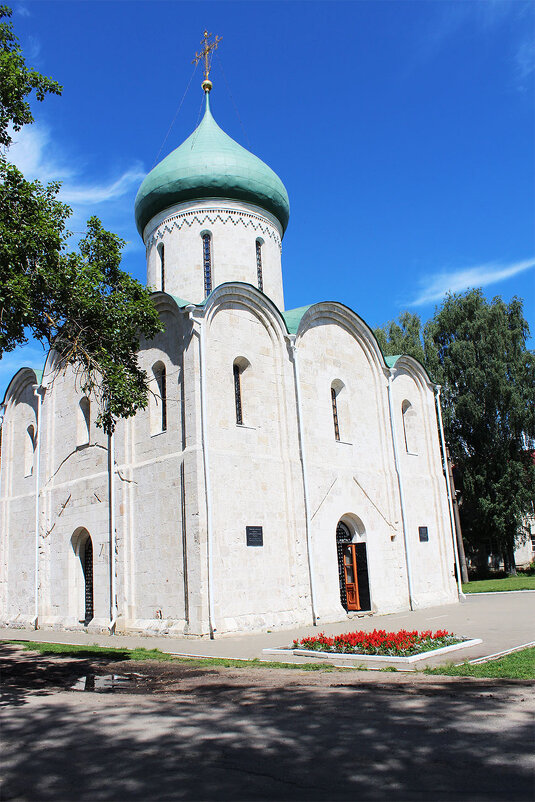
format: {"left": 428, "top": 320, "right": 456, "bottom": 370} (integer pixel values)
{"left": 2, "top": 0, "right": 534, "bottom": 397}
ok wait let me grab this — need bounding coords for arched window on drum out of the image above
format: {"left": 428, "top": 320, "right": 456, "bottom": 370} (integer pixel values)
{"left": 255, "top": 238, "right": 264, "bottom": 292}
{"left": 201, "top": 231, "right": 212, "bottom": 297}
{"left": 157, "top": 243, "right": 165, "bottom": 292}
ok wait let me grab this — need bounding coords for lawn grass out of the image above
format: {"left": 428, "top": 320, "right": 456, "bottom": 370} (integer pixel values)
{"left": 6, "top": 639, "right": 534, "bottom": 679}
{"left": 425, "top": 647, "right": 535, "bottom": 680}
{"left": 463, "top": 575, "right": 535, "bottom": 593}
{"left": 5, "top": 640, "right": 341, "bottom": 671}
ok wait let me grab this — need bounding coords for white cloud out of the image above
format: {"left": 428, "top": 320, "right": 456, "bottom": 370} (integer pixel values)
{"left": 7, "top": 124, "right": 144, "bottom": 209}
{"left": 61, "top": 167, "right": 145, "bottom": 205}
{"left": 515, "top": 38, "right": 535, "bottom": 86}
{"left": 26, "top": 34, "right": 41, "bottom": 61}
{"left": 409, "top": 258, "right": 535, "bottom": 307}
{"left": 8, "top": 124, "right": 72, "bottom": 182}
{"left": 414, "top": 1, "right": 534, "bottom": 93}
{"left": 14, "top": 4, "right": 31, "bottom": 17}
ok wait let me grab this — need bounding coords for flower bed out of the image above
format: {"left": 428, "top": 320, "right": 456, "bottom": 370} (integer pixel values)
{"left": 291, "top": 629, "right": 463, "bottom": 657}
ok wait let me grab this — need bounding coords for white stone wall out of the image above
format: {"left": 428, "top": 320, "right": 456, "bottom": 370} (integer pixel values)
{"left": 144, "top": 199, "right": 285, "bottom": 309}
{"left": 295, "top": 310, "right": 411, "bottom": 621}
{"left": 0, "top": 289, "right": 458, "bottom": 635}
{"left": 0, "top": 372, "right": 38, "bottom": 625}
{"left": 201, "top": 286, "right": 311, "bottom": 633}
{"left": 0, "top": 294, "right": 458, "bottom": 635}
{"left": 389, "top": 364, "right": 457, "bottom": 608}
{"left": 515, "top": 514, "right": 535, "bottom": 567}
{"left": 0, "top": 301, "right": 204, "bottom": 635}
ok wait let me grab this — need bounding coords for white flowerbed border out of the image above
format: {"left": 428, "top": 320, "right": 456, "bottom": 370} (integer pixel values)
{"left": 263, "top": 638, "right": 483, "bottom": 666}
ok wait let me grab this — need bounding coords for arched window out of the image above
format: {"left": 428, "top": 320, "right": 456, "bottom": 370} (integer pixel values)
{"left": 331, "top": 387, "right": 340, "bottom": 441}
{"left": 202, "top": 232, "right": 212, "bottom": 297}
{"left": 331, "top": 380, "right": 349, "bottom": 442}
{"left": 402, "top": 400, "right": 418, "bottom": 454}
{"left": 153, "top": 363, "right": 167, "bottom": 433}
{"left": 256, "top": 239, "right": 263, "bottom": 291}
{"left": 233, "top": 357, "right": 250, "bottom": 426}
{"left": 70, "top": 528, "right": 94, "bottom": 625}
{"left": 330, "top": 380, "right": 350, "bottom": 442}
{"left": 78, "top": 397, "right": 90, "bottom": 447}
{"left": 25, "top": 424, "right": 36, "bottom": 476}
{"left": 234, "top": 363, "right": 243, "bottom": 425}
{"left": 82, "top": 535, "right": 94, "bottom": 625}
{"left": 158, "top": 244, "right": 165, "bottom": 292}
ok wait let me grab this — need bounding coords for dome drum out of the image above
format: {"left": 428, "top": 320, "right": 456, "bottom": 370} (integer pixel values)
{"left": 145, "top": 197, "right": 285, "bottom": 309}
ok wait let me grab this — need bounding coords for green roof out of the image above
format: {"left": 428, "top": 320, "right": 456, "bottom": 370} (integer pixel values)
{"left": 282, "top": 305, "right": 313, "bottom": 334}
{"left": 167, "top": 294, "right": 193, "bottom": 308}
{"left": 135, "top": 92, "right": 290, "bottom": 237}
{"left": 384, "top": 355, "right": 401, "bottom": 368}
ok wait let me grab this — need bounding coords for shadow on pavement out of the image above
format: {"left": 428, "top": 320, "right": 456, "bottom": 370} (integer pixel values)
{"left": 1, "top": 644, "right": 533, "bottom": 801}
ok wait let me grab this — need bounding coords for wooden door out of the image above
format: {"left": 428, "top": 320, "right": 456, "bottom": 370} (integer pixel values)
{"left": 355, "top": 542, "right": 371, "bottom": 611}
{"left": 342, "top": 544, "right": 360, "bottom": 611}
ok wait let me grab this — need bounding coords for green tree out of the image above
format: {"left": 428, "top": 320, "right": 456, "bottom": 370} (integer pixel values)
{"left": 376, "top": 291, "right": 534, "bottom": 573}
{"left": 424, "top": 290, "right": 535, "bottom": 573}
{"left": 0, "top": 6, "right": 162, "bottom": 433}
{"left": 374, "top": 311, "right": 426, "bottom": 365}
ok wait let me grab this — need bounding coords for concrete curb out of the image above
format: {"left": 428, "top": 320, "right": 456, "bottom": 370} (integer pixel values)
{"left": 463, "top": 590, "right": 535, "bottom": 596}
{"left": 467, "top": 641, "right": 535, "bottom": 665}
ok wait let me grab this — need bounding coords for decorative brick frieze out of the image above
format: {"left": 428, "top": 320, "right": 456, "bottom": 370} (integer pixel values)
{"left": 146, "top": 208, "right": 282, "bottom": 254}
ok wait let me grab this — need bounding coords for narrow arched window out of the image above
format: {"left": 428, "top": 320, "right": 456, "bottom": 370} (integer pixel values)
{"left": 81, "top": 534, "right": 94, "bottom": 625}
{"left": 158, "top": 244, "right": 165, "bottom": 292}
{"left": 331, "top": 387, "right": 340, "bottom": 441}
{"left": 25, "top": 424, "right": 36, "bottom": 476}
{"left": 202, "top": 233, "right": 212, "bottom": 297}
{"left": 155, "top": 364, "right": 167, "bottom": 432}
{"left": 234, "top": 363, "right": 243, "bottom": 425}
{"left": 402, "top": 400, "right": 418, "bottom": 454}
{"left": 78, "top": 397, "right": 90, "bottom": 446}
{"left": 256, "top": 239, "right": 263, "bottom": 292}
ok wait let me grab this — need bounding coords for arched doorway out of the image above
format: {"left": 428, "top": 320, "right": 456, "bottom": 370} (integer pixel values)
{"left": 70, "top": 528, "right": 95, "bottom": 625}
{"left": 81, "top": 535, "right": 94, "bottom": 625}
{"left": 336, "top": 519, "right": 371, "bottom": 612}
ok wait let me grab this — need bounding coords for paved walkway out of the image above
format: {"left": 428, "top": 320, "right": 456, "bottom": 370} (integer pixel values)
{"left": 3, "top": 650, "right": 533, "bottom": 801}
{"left": 1, "top": 592, "right": 534, "bottom": 667}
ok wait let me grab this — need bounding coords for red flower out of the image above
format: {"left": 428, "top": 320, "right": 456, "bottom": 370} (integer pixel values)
{"left": 293, "top": 628, "right": 457, "bottom": 656}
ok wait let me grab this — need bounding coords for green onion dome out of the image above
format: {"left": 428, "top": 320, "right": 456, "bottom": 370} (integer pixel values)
{"left": 135, "top": 92, "right": 290, "bottom": 237}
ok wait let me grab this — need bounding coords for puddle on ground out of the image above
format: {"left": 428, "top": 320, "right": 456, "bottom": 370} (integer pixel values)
{"left": 70, "top": 673, "right": 143, "bottom": 692}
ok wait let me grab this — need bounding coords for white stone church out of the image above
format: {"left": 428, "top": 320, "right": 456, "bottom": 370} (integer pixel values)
{"left": 0, "top": 79, "right": 460, "bottom": 637}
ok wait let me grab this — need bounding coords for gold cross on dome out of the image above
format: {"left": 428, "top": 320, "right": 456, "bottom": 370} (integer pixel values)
{"left": 192, "top": 30, "right": 222, "bottom": 81}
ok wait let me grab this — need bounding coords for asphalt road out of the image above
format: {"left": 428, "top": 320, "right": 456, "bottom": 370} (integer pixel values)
{"left": 1, "top": 645, "right": 534, "bottom": 801}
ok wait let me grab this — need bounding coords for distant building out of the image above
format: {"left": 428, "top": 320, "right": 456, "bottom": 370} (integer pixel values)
{"left": 0, "top": 80, "right": 459, "bottom": 636}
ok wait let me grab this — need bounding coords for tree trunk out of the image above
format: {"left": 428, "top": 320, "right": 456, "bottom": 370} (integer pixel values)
{"left": 504, "top": 545, "right": 517, "bottom": 576}
{"left": 446, "top": 450, "right": 469, "bottom": 583}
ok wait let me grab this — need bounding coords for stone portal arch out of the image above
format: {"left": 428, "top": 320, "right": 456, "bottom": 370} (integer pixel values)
{"left": 336, "top": 515, "right": 371, "bottom": 612}
{"left": 71, "top": 528, "right": 94, "bottom": 625}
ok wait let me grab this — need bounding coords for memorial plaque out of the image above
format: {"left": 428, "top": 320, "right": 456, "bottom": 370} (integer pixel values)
{"left": 418, "top": 526, "right": 429, "bottom": 542}
{"left": 246, "top": 526, "right": 263, "bottom": 547}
